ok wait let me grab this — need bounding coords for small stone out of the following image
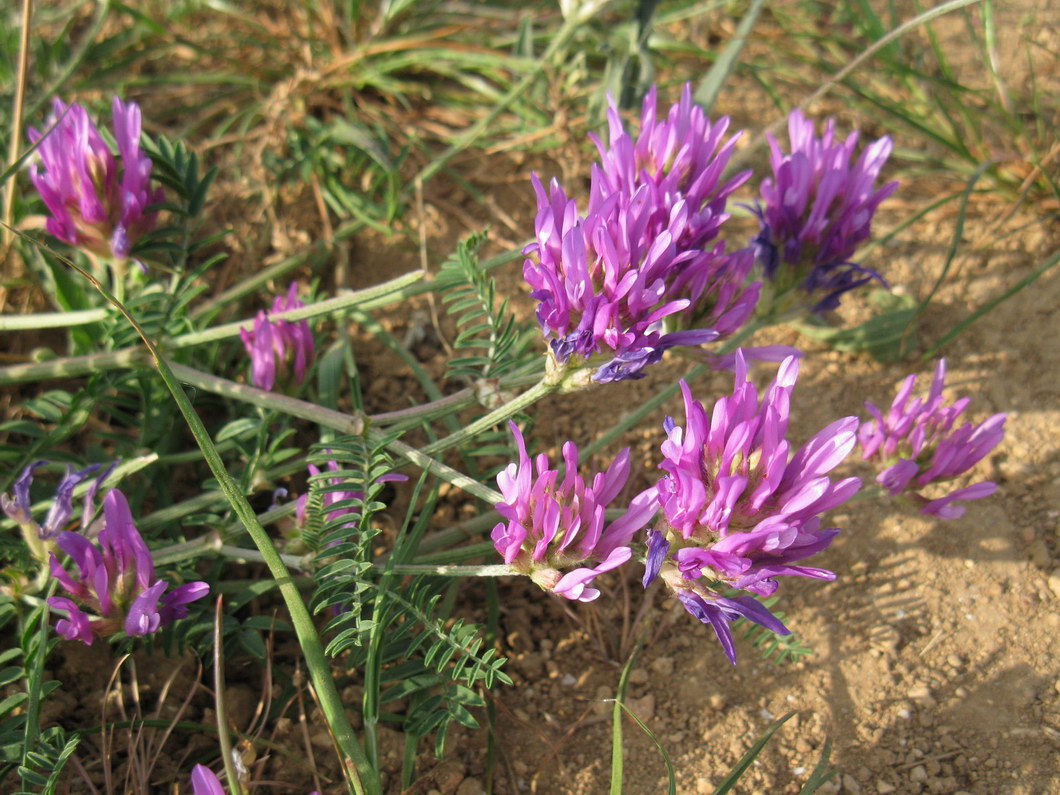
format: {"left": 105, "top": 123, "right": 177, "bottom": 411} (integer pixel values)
{"left": 695, "top": 777, "right": 714, "bottom": 794}
{"left": 1054, "top": 679, "right": 1060, "bottom": 696}
{"left": 432, "top": 760, "right": 466, "bottom": 795}
{"left": 708, "top": 693, "right": 726, "bottom": 710}
{"left": 910, "top": 765, "right": 928, "bottom": 782}
{"left": 795, "top": 737, "right": 813, "bottom": 754}
{"left": 650, "top": 656, "right": 675, "bottom": 676}
{"left": 946, "top": 654, "right": 963, "bottom": 669}
{"left": 456, "top": 778, "right": 485, "bottom": 795}
{"left": 908, "top": 684, "right": 933, "bottom": 702}
{"left": 1028, "top": 540, "right": 1051, "bottom": 568}
{"left": 817, "top": 780, "right": 840, "bottom": 795}
{"left": 1047, "top": 569, "right": 1060, "bottom": 599}
{"left": 877, "top": 782, "right": 896, "bottom": 794}
{"left": 841, "top": 773, "right": 862, "bottom": 793}
{"left": 629, "top": 667, "right": 649, "bottom": 685}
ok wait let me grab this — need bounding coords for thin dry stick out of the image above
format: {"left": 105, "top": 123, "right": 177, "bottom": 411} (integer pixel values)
{"left": 214, "top": 595, "right": 246, "bottom": 795}
{"left": 2, "top": 0, "right": 32, "bottom": 257}
{"left": 295, "top": 665, "right": 324, "bottom": 795}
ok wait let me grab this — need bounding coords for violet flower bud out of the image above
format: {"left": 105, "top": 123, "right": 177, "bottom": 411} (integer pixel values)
{"left": 240, "top": 283, "right": 315, "bottom": 391}
{"left": 491, "top": 422, "right": 658, "bottom": 602}
{"left": 27, "top": 97, "right": 164, "bottom": 261}
{"left": 47, "top": 489, "right": 208, "bottom": 644}
{"left": 751, "top": 109, "right": 898, "bottom": 316}
{"left": 859, "top": 358, "right": 1005, "bottom": 519}
{"left": 190, "top": 763, "right": 319, "bottom": 795}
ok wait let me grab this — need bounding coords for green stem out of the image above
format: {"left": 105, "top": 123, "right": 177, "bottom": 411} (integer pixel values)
{"left": 0, "top": 308, "right": 110, "bottom": 330}
{"left": 416, "top": 378, "right": 555, "bottom": 459}
{"left": 173, "top": 270, "right": 425, "bottom": 348}
{"left": 167, "top": 361, "right": 365, "bottom": 434}
{"left": 0, "top": 347, "right": 146, "bottom": 386}
{"left": 383, "top": 436, "right": 502, "bottom": 504}
{"left": 382, "top": 563, "right": 514, "bottom": 577}
{"left": 60, "top": 255, "right": 374, "bottom": 795}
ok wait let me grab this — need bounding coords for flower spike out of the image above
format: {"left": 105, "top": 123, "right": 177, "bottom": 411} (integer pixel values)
{"left": 859, "top": 358, "right": 1005, "bottom": 518}
{"left": 240, "top": 283, "right": 316, "bottom": 391}
{"left": 47, "top": 489, "right": 208, "bottom": 644}
{"left": 645, "top": 351, "right": 861, "bottom": 662}
{"left": 524, "top": 84, "right": 759, "bottom": 383}
{"left": 751, "top": 109, "right": 898, "bottom": 315}
{"left": 491, "top": 422, "right": 658, "bottom": 601}
{"left": 27, "top": 97, "right": 164, "bottom": 261}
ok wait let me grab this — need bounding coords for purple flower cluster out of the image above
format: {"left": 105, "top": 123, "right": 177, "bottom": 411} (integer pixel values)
{"left": 523, "top": 85, "right": 759, "bottom": 383}
{"left": 240, "top": 283, "right": 315, "bottom": 391}
{"left": 647, "top": 352, "right": 861, "bottom": 662}
{"left": 491, "top": 422, "right": 658, "bottom": 602}
{"left": 27, "top": 97, "right": 163, "bottom": 261}
{"left": 859, "top": 359, "right": 1005, "bottom": 519}
{"left": 752, "top": 109, "right": 898, "bottom": 314}
{"left": 47, "top": 489, "right": 208, "bottom": 644}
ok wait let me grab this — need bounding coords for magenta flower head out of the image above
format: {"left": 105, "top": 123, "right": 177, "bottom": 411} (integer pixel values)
{"left": 47, "top": 489, "right": 208, "bottom": 644}
{"left": 751, "top": 109, "right": 898, "bottom": 315}
{"left": 523, "top": 85, "right": 759, "bottom": 383}
{"left": 240, "top": 283, "right": 315, "bottom": 391}
{"left": 491, "top": 422, "right": 658, "bottom": 602}
{"left": 645, "top": 352, "right": 862, "bottom": 662}
{"left": 27, "top": 97, "right": 163, "bottom": 261}
{"left": 859, "top": 358, "right": 1005, "bottom": 519}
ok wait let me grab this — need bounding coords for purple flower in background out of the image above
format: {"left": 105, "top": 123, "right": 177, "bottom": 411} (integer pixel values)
{"left": 751, "top": 109, "right": 898, "bottom": 314}
{"left": 190, "top": 763, "right": 320, "bottom": 795}
{"left": 27, "top": 97, "right": 164, "bottom": 261}
{"left": 859, "top": 358, "right": 1005, "bottom": 519}
{"left": 491, "top": 422, "right": 658, "bottom": 602}
{"left": 240, "top": 283, "right": 315, "bottom": 391}
{"left": 47, "top": 489, "right": 208, "bottom": 644}
{"left": 294, "top": 459, "right": 407, "bottom": 533}
{"left": 644, "top": 351, "right": 861, "bottom": 662}
{"left": 523, "top": 85, "right": 759, "bottom": 383}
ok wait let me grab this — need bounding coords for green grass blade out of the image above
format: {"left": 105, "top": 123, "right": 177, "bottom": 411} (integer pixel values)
{"left": 922, "top": 248, "right": 1060, "bottom": 360}
{"left": 713, "top": 711, "right": 796, "bottom": 794}
{"left": 798, "top": 736, "right": 837, "bottom": 793}
{"left": 694, "top": 0, "right": 766, "bottom": 112}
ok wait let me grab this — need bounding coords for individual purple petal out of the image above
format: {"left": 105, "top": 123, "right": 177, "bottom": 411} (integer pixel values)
{"left": 675, "top": 590, "right": 739, "bottom": 664}
{"left": 920, "top": 482, "right": 997, "bottom": 519}
{"left": 124, "top": 580, "right": 168, "bottom": 636}
{"left": 641, "top": 529, "right": 670, "bottom": 587}
{"left": 159, "top": 581, "right": 211, "bottom": 623}
{"left": 190, "top": 764, "right": 226, "bottom": 795}
{"left": 48, "top": 596, "right": 94, "bottom": 645}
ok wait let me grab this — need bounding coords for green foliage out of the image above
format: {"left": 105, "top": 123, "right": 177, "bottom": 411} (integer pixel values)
{"left": 729, "top": 593, "right": 813, "bottom": 665}
{"left": 438, "top": 232, "right": 533, "bottom": 384}
{"left": 0, "top": 601, "right": 80, "bottom": 793}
